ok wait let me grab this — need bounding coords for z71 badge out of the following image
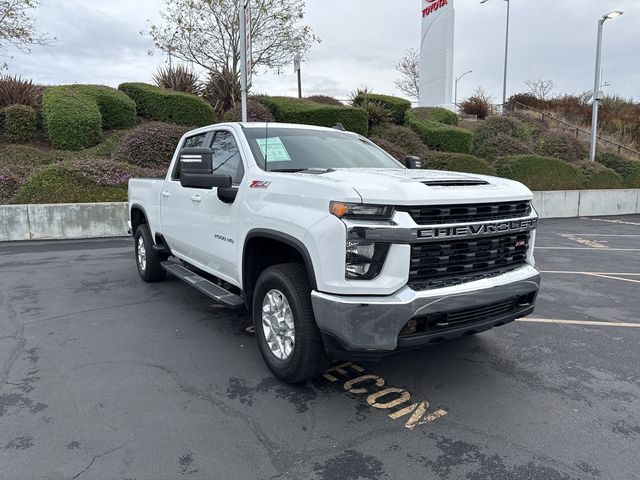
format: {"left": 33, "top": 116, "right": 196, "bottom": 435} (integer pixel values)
{"left": 250, "top": 180, "right": 270, "bottom": 189}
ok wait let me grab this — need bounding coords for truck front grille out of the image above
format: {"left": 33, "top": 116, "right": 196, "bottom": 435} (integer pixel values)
{"left": 397, "top": 201, "right": 532, "bottom": 225}
{"left": 408, "top": 232, "right": 530, "bottom": 290}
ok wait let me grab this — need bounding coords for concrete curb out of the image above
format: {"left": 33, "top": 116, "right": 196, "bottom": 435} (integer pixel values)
{"left": 1, "top": 190, "right": 640, "bottom": 242}
{"left": 0, "top": 203, "right": 128, "bottom": 241}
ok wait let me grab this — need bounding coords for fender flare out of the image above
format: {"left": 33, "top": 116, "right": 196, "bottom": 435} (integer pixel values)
{"left": 243, "top": 229, "right": 318, "bottom": 291}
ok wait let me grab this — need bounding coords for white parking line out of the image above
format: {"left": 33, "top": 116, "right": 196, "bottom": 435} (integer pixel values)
{"left": 582, "top": 218, "right": 640, "bottom": 226}
{"left": 540, "top": 270, "right": 640, "bottom": 284}
{"left": 541, "top": 271, "right": 640, "bottom": 276}
{"left": 536, "top": 247, "right": 640, "bottom": 251}
{"left": 519, "top": 318, "right": 640, "bottom": 328}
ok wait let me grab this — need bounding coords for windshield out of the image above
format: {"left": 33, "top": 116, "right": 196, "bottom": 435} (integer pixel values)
{"left": 243, "top": 127, "right": 403, "bottom": 171}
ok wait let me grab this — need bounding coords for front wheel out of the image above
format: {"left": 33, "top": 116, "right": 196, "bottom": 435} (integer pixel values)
{"left": 134, "top": 224, "right": 166, "bottom": 282}
{"left": 253, "top": 263, "right": 329, "bottom": 384}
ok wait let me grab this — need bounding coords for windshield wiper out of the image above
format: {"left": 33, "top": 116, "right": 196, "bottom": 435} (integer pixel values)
{"left": 270, "top": 168, "right": 335, "bottom": 174}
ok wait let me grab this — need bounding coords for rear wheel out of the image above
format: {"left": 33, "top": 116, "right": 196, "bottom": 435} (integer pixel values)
{"left": 253, "top": 263, "right": 329, "bottom": 384}
{"left": 134, "top": 224, "right": 166, "bottom": 282}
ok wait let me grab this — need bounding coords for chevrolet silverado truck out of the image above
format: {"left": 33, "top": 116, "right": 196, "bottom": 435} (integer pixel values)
{"left": 128, "top": 122, "right": 541, "bottom": 383}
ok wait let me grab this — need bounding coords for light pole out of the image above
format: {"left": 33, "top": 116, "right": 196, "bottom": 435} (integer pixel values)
{"left": 589, "top": 10, "right": 624, "bottom": 162}
{"left": 454, "top": 70, "right": 473, "bottom": 108}
{"left": 481, "top": 0, "right": 510, "bottom": 113}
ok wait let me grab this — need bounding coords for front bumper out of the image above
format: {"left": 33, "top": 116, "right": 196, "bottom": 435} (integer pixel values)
{"left": 311, "top": 265, "right": 541, "bottom": 360}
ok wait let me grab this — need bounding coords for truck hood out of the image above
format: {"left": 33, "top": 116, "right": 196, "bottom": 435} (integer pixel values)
{"left": 313, "top": 168, "right": 533, "bottom": 205}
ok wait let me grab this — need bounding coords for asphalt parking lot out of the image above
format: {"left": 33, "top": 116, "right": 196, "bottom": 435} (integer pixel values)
{"left": 1, "top": 215, "right": 639, "bottom": 480}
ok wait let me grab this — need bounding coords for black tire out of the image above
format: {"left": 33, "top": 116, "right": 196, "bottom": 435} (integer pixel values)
{"left": 134, "top": 224, "right": 166, "bottom": 282}
{"left": 253, "top": 263, "right": 330, "bottom": 384}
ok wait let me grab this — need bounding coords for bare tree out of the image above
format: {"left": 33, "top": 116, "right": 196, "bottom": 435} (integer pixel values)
{"left": 394, "top": 48, "right": 420, "bottom": 99}
{"left": 0, "top": 0, "right": 54, "bottom": 67}
{"left": 148, "top": 0, "right": 319, "bottom": 85}
{"left": 525, "top": 78, "right": 555, "bottom": 101}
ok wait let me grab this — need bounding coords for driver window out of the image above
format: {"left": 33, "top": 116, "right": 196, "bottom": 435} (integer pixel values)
{"left": 212, "top": 131, "right": 244, "bottom": 184}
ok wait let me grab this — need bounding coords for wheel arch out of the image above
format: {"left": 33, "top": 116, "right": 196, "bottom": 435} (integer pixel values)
{"left": 243, "top": 229, "right": 318, "bottom": 311}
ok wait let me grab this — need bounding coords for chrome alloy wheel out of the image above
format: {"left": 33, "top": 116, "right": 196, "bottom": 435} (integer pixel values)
{"left": 261, "top": 289, "right": 295, "bottom": 360}
{"left": 137, "top": 237, "right": 147, "bottom": 272}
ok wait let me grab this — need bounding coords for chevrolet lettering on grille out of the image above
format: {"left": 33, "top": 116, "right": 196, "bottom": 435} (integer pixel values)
{"left": 418, "top": 218, "right": 538, "bottom": 240}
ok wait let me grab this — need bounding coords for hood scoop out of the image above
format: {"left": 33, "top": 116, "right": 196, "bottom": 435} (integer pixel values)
{"left": 421, "top": 179, "right": 489, "bottom": 187}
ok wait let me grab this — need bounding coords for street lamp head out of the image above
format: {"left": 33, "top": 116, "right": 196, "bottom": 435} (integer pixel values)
{"left": 603, "top": 10, "right": 624, "bottom": 20}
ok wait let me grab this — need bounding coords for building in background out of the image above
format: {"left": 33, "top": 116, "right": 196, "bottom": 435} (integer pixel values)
{"left": 419, "top": 0, "right": 455, "bottom": 108}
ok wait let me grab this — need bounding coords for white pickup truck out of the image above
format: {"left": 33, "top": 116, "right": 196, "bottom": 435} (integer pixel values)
{"left": 128, "top": 122, "right": 541, "bottom": 383}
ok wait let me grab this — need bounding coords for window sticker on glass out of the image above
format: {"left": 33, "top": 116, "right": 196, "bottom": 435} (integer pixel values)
{"left": 256, "top": 137, "right": 292, "bottom": 162}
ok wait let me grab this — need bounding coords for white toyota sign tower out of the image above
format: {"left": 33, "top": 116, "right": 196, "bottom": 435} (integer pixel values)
{"left": 419, "top": 0, "right": 455, "bottom": 107}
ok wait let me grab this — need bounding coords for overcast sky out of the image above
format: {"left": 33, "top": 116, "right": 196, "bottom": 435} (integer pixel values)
{"left": 10, "top": 0, "right": 640, "bottom": 103}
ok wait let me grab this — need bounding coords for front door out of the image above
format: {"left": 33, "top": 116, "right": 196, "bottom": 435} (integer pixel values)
{"left": 189, "top": 130, "right": 245, "bottom": 285}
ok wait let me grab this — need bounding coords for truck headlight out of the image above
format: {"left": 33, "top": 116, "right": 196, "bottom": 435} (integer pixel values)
{"left": 345, "top": 241, "right": 390, "bottom": 280}
{"left": 330, "top": 201, "right": 394, "bottom": 220}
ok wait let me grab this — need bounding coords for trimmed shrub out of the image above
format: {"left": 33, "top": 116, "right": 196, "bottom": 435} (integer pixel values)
{"left": 113, "top": 122, "right": 190, "bottom": 169}
{"left": 259, "top": 96, "right": 368, "bottom": 136}
{"left": 409, "top": 107, "right": 458, "bottom": 126}
{"left": 12, "top": 163, "right": 130, "bottom": 204}
{"left": 575, "top": 161, "right": 626, "bottom": 189}
{"left": 405, "top": 109, "right": 472, "bottom": 154}
{"left": 370, "top": 124, "right": 430, "bottom": 159}
{"left": 42, "top": 86, "right": 103, "bottom": 150}
{"left": 222, "top": 99, "right": 274, "bottom": 123}
{"left": 507, "top": 93, "right": 545, "bottom": 111}
{"left": 596, "top": 152, "right": 640, "bottom": 188}
{"left": 495, "top": 155, "right": 584, "bottom": 191}
{"left": 423, "top": 152, "right": 496, "bottom": 176}
{"left": 473, "top": 115, "right": 536, "bottom": 146}
{"left": 71, "top": 85, "right": 137, "bottom": 129}
{"left": 119, "top": 82, "right": 215, "bottom": 126}
{"left": 0, "top": 167, "right": 21, "bottom": 203}
{"left": 368, "top": 137, "right": 407, "bottom": 161}
{"left": 473, "top": 133, "right": 534, "bottom": 161}
{"left": 306, "top": 95, "right": 343, "bottom": 106}
{"left": 2, "top": 104, "right": 37, "bottom": 143}
{"left": 534, "top": 130, "right": 588, "bottom": 163}
{"left": 0, "top": 75, "right": 42, "bottom": 108}
{"left": 352, "top": 91, "right": 411, "bottom": 124}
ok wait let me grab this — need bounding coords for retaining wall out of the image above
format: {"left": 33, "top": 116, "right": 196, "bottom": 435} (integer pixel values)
{"left": 1, "top": 189, "right": 640, "bottom": 241}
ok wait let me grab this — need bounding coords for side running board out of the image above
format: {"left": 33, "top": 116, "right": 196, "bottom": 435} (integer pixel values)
{"left": 161, "top": 261, "right": 244, "bottom": 309}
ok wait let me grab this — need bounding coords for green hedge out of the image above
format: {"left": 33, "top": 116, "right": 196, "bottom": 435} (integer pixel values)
{"left": 42, "top": 86, "right": 103, "bottom": 150}
{"left": 2, "top": 104, "right": 37, "bottom": 143}
{"left": 405, "top": 109, "right": 472, "bottom": 154}
{"left": 72, "top": 85, "right": 137, "bottom": 129}
{"left": 474, "top": 115, "right": 537, "bottom": 146}
{"left": 535, "top": 130, "right": 588, "bottom": 163}
{"left": 119, "top": 82, "right": 215, "bottom": 126}
{"left": 352, "top": 92, "right": 411, "bottom": 124}
{"left": 258, "top": 96, "right": 368, "bottom": 136}
{"left": 409, "top": 107, "right": 458, "bottom": 126}
{"left": 423, "top": 152, "right": 496, "bottom": 176}
{"left": 596, "top": 152, "right": 640, "bottom": 188}
{"left": 575, "top": 161, "right": 626, "bottom": 189}
{"left": 473, "top": 133, "right": 533, "bottom": 161}
{"left": 369, "top": 124, "right": 430, "bottom": 159}
{"left": 12, "top": 164, "right": 128, "bottom": 204}
{"left": 495, "top": 155, "right": 584, "bottom": 191}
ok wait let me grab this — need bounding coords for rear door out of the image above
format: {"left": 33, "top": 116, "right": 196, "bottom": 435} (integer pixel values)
{"left": 189, "top": 129, "right": 245, "bottom": 285}
{"left": 160, "top": 131, "right": 212, "bottom": 260}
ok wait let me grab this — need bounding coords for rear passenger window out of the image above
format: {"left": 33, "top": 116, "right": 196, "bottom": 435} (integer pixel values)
{"left": 212, "top": 131, "right": 244, "bottom": 184}
{"left": 183, "top": 133, "right": 207, "bottom": 148}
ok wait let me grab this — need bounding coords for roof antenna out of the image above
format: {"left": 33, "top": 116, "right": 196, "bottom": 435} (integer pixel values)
{"left": 264, "top": 121, "right": 269, "bottom": 171}
{"left": 333, "top": 122, "right": 345, "bottom": 131}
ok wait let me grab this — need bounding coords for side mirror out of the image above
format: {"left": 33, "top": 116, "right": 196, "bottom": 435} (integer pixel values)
{"left": 180, "top": 173, "right": 232, "bottom": 189}
{"left": 179, "top": 147, "right": 213, "bottom": 173}
{"left": 404, "top": 156, "right": 422, "bottom": 169}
